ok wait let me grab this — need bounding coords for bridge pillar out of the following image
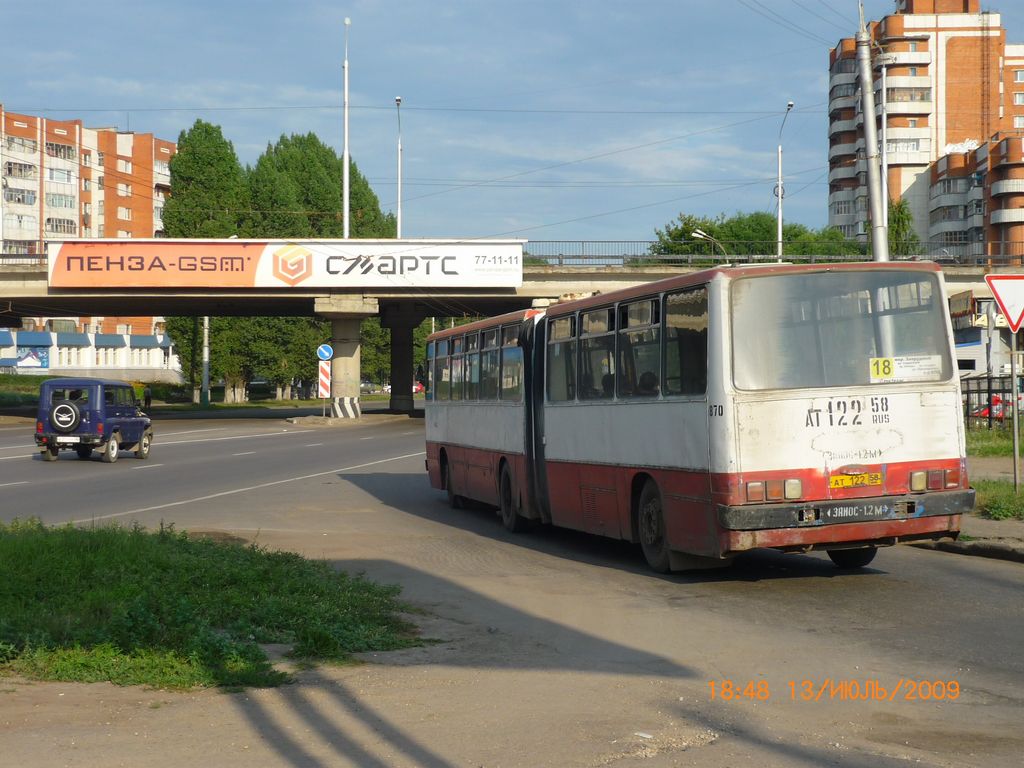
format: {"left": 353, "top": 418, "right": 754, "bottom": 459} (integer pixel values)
{"left": 381, "top": 304, "right": 426, "bottom": 414}
{"left": 316, "top": 296, "right": 378, "bottom": 419}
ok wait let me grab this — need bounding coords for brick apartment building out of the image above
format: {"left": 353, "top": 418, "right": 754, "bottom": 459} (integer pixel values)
{"left": 828, "top": 0, "right": 1024, "bottom": 261}
{"left": 0, "top": 106, "right": 180, "bottom": 380}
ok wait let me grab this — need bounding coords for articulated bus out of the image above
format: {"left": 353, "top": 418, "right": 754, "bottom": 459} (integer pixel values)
{"left": 424, "top": 262, "right": 974, "bottom": 572}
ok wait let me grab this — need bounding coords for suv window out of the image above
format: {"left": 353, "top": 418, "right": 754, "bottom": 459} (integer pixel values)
{"left": 50, "top": 387, "right": 90, "bottom": 405}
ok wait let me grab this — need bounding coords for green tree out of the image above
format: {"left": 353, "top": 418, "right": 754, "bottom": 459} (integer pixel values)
{"left": 162, "top": 120, "right": 250, "bottom": 237}
{"left": 888, "top": 198, "right": 922, "bottom": 257}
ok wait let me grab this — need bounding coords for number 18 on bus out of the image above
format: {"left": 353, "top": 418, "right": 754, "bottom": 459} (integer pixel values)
{"left": 424, "top": 262, "right": 972, "bottom": 572}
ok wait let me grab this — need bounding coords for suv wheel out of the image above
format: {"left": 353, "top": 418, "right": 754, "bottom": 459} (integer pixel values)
{"left": 136, "top": 430, "right": 152, "bottom": 460}
{"left": 102, "top": 434, "right": 120, "bottom": 464}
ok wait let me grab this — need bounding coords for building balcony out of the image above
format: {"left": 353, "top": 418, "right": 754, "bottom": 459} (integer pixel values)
{"left": 830, "top": 71, "right": 858, "bottom": 87}
{"left": 829, "top": 164, "right": 858, "bottom": 181}
{"left": 929, "top": 192, "right": 968, "bottom": 210}
{"left": 928, "top": 219, "right": 968, "bottom": 236}
{"left": 879, "top": 101, "right": 933, "bottom": 116}
{"left": 991, "top": 179, "right": 1024, "bottom": 196}
{"left": 829, "top": 143, "right": 858, "bottom": 161}
{"left": 829, "top": 94, "right": 857, "bottom": 111}
{"left": 875, "top": 51, "right": 931, "bottom": 67}
{"left": 991, "top": 208, "right": 1024, "bottom": 225}
{"left": 884, "top": 151, "right": 931, "bottom": 166}
{"left": 829, "top": 118, "right": 857, "bottom": 136}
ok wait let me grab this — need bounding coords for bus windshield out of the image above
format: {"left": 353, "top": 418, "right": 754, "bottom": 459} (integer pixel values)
{"left": 731, "top": 270, "right": 953, "bottom": 390}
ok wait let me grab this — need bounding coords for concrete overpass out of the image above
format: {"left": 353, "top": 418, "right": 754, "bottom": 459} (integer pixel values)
{"left": 0, "top": 240, "right": 1009, "bottom": 415}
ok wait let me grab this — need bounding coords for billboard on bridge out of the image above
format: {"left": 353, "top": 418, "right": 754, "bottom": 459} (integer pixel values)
{"left": 47, "top": 239, "right": 524, "bottom": 289}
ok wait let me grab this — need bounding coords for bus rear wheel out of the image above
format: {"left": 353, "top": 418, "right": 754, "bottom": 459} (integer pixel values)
{"left": 442, "top": 456, "right": 463, "bottom": 509}
{"left": 499, "top": 465, "right": 528, "bottom": 533}
{"left": 638, "top": 480, "right": 671, "bottom": 573}
{"left": 827, "top": 547, "right": 877, "bottom": 569}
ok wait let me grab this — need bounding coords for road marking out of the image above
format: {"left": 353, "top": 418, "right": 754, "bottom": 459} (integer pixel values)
{"left": 359, "top": 436, "right": 375, "bottom": 440}
{"left": 401, "top": 431, "right": 421, "bottom": 435}
{"left": 232, "top": 451, "right": 256, "bottom": 456}
{"left": 0, "top": 444, "right": 35, "bottom": 453}
{"left": 305, "top": 443, "right": 324, "bottom": 447}
{"left": 0, "top": 454, "right": 33, "bottom": 461}
{"left": 71, "top": 451, "right": 428, "bottom": 524}
{"left": 0, "top": 480, "right": 28, "bottom": 488}
{"left": 157, "top": 429, "right": 314, "bottom": 446}
{"left": 132, "top": 464, "right": 164, "bottom": 470}
{"left": 157, "top": 427, "right": 226, "bottom": 437}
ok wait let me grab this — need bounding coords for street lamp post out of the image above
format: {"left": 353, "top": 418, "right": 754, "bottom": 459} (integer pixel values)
{"left": 776, "top": 100, "right": 794, "bottom": 262}
{"left": 692, "top": 228, "right": 728, "bottom": 257}
{"left": 342, "top": 17, "right": 351, "bottom": 239}
{"left": 396, "top": 96, "right": 403, "bottom": 239}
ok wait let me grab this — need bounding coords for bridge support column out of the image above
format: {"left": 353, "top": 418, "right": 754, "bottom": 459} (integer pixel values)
{"left": 381, "top": 304, "right": 426, "bottom": 414}
{"left": 316, "top": 296, "right": 378, "bottom": 419}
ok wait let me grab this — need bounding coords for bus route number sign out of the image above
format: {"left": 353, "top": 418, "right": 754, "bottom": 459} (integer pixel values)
{"left": 869, "top": 355, "right": 941, "bottom": 383}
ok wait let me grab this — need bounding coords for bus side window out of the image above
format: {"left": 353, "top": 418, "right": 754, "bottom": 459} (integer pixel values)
{"left": 664, "top": 287, "right": 708, "bottom": 396}
{"left": 618, "top": 298, "right": 660, "bottom": 398}
{"left": 580, "top": 308, "right": 614, "bottom": 400}
{"left": 546, "top": 315, "right": 576, "bottom": 402}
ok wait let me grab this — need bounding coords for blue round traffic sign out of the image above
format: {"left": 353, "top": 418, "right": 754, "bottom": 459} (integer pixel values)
{"left": 316, "top": 344, "right": 334, "bottom": 361}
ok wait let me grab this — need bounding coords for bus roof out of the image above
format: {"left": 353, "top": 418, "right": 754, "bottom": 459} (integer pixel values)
{"left": 544, "top": 260, "right": 944, "bottom": 318}
{"left": 428, "top": 308, "right": 544, "bottom": 342}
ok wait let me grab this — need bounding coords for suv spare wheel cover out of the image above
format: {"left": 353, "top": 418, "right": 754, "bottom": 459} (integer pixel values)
{"left": 50, "top": 400, "right": 81, "bottom": 433}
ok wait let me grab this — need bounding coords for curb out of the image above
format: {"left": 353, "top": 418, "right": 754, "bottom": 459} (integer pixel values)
{"left": 911, "top": 539, "right": 1024, "bottom": 564}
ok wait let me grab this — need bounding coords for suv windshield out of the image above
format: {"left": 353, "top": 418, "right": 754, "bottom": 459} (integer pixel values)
{"left": 731, "top": 270, "right": 953, "bottom": 390}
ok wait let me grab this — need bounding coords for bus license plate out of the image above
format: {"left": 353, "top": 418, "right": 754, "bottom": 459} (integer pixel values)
{"left": 55, "top": 436, "right": 80, "bottom": 444}
{"left": 829, "top": 472, "right": 881, "bottom": 489}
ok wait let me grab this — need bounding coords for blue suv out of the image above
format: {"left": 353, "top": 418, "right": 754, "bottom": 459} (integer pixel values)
{"left": 35, "top": 378, "right": 153, "bottom": 463}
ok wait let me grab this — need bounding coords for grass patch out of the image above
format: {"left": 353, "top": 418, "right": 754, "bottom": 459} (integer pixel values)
{"left": 965, "top": 427, "right": 1023, "bottom": 457}
{"left": 0, "top": 520, "right": 417, "bottom": 689}
{"left": 973, "top": 479, "right": 1024, "bottom": 520}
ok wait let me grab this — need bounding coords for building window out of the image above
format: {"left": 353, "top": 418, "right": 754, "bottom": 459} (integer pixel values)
{"left": 82, "top": 178, "right": 91, "bottom": 192}
{"left": 47, "top": 168, "right": 74, "bottom": 183}
{"left": 1015, "top": 116, "right": 1024, "bottom": 129}
{"left": 5, "top": 135, "right": 37, "bottom": 154}
{"left": 118, "top": 230, "right": 132, "bottom": 238}
{"left": 46, "top": 193, "right": 76, "bottom": 209}
{"left": 886, "top": 138, "right": 920, "bottom": 153}
{"left": 117, "top": 183, "right": 132, "bottom": 197}
{"left": 2, "top": 240, "right": 38, "bottom": 255}
{"left": 3, "top": 214, "right": 38, "bottom": 230}
{"left": 81, "top": 152, "right": 91, "bottom": 167}
{"left": 909, "top": 42, "right": 918, "bottom": 52}
{"left": 45, "top": 142, "right": 76, "bottom": 161}
{"left": 908, "top": 67, "right": 918, "bottom": 77}
{"left": 3, "top": 188, "right": 36, "bottom": 205}
{"left": 4, "top": 161, "right": 37, "bottom": 179}
{"left": 117, "top": 158, "right": 132, "bottom": 174}
{"left": 886, "top": 87, "right": 931, "bottom": 102}
{"left": 831, "top": 200, "right": 854, "bottom": 215}
{"left": 45, "top": 218, "right": 77, "bottom": 235}
{"left": 908, "top": 118, "right": 918, "bottom": 128}
{"left": 931, "top": 177, "right": 969, "bottom": 197}
{"left": 117, "top": 207, "right": 132, "bottom": 221}
{"left": 1016, "top": 70, "right": 1024, "bottom": 83}
{"left": 1015, "top": 93, "right": 1024, "bottom": 106}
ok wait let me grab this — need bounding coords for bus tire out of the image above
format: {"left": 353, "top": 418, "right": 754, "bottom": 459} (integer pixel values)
{"left": 827, "top": 547, "right": 877, "bottom": 569}
{"left": 499, "top": 465, "right": 528, "bottom": 533}
{"left": 442, "top": 455, "right": 463, "bottom": 509}
{"left": 638, "top": 479, "right": 671, "bottom": 573}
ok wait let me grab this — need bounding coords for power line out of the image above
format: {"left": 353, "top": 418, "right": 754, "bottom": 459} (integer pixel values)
{"left": 790, "top": 0, "right": 852, "bottom": 34}
{"left": 735, "top": 0, "right": 834, "bottom": 47}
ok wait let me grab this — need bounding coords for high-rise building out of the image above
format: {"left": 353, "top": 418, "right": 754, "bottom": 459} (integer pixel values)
{"left": 828, "top": 0, "right": 1024, "bottom": 258}
{"left": 0, "top": 106, "right": 179, "bottom": 379}
{"left": 1, "top": 105, "right": 175, "bottom": 255}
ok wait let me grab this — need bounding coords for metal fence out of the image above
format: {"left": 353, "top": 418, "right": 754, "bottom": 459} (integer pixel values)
{"left": 962, "top": 375, "right": 1023, "bottom": 430}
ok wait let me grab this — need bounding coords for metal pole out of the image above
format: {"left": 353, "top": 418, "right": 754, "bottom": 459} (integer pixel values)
{"left": 881, "top": 61, "right": 889, "bottom": 229}
{"left": 1013, "top": 330, "right": 1020, "bottom": 493}
{"left": 396, "top": 96, "right": 403, "bottom": 238}
{"left": 201, "top": 315, "right": 210, "bottom": 407}
{"left": 776, "top": 101, "right": 793, "bottom": 262}
{"left": 343, "top": 18, "right": 351, "bottom": 239}
{"left": 857, "top": 4, "right": 889, "bottom": 261}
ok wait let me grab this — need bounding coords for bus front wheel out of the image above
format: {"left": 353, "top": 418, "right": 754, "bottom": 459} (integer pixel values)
{"left": 638, "top": 480, "right": 671, "bottom": 573}
{"left": 827, "top": 547, "right": 877, "bottom": 569}
{"left": 499, "top": 465, "right": 529, "bottom": 533}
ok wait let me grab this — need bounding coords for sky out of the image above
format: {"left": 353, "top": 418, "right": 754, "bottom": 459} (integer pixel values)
{"left": 4, "top": 0, "right": 1023, "bottom": 244}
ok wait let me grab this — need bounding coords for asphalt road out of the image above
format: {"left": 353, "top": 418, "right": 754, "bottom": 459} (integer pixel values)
{"left": 1, "top": 414, "right": 1022, "bottom": 767}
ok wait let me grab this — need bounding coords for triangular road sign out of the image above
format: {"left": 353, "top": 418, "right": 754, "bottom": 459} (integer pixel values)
{"left": 985, "top": 274, "right": 1024, "bottom": 333}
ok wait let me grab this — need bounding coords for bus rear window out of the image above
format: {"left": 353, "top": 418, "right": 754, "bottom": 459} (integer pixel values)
{"left": 731, "top": 270, "right": 953, "bottom": 390}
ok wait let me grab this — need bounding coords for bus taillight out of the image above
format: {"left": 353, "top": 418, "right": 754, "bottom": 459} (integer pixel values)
{"left": 746, "top": 479, "right": 802, "bottom": 502}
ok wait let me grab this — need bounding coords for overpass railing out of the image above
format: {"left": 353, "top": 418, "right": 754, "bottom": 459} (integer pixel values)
{"left": 524, "top": 241, "right": 1023, "bottom": 267}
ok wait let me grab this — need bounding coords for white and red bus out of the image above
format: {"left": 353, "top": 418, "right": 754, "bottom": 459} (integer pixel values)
{"left": 425, "top": 262, "right": 973, "bottom": 571}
